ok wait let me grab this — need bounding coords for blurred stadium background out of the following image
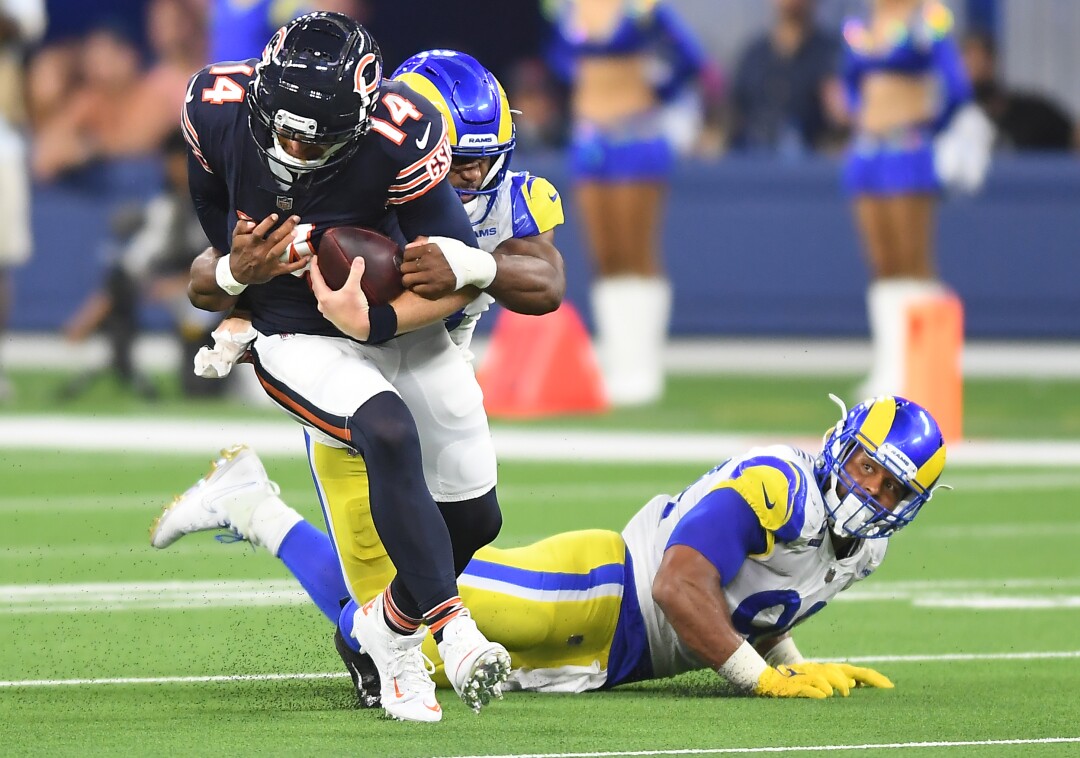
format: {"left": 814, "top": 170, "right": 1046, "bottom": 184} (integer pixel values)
{"left": 2, "top": 1, "right": 1079, "bottom": 756}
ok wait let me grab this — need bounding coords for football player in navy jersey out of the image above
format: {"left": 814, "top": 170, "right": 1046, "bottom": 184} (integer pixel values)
{"left": 176, "top": 12, "right": 519, "bottom": 722}
{"left": 153, "top": 394, "right": 947, "bottom": 700}
{"left": 157, "top": 47, "right": 570, "bottom": 715}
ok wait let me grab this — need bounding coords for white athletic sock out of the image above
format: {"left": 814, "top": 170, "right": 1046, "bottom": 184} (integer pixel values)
{"left": 248, "top": 496, "right": 304, "bottom": 557}
{"left": 591, "top": 276, "right": 672, "bottom": 406}
{"left": 861, "top": 278, "right": 945, "bottom": 399}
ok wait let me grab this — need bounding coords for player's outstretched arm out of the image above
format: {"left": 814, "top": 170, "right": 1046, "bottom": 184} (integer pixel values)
{"left": 310, "top": 256, "right": 476, "bottom": 342}
{"left": 652, "top": 546, "right": 833, "bottom": 699}
{"left": 188, "top": 248, "right": 238, "bottom": 312}
{"left": 755, "top": 618, "right": 893, "bottom": 695}
{"left": 401, "top": 231, "right": 565, "bottom": 315}
{"left": 188, "top": 215, "right": 307, "bottom": 310}
{"left": 488, "top": 231, "right": 566, "bottom": 315}
{"left": 389, "top": 288, "right": 478, "bottom": 334}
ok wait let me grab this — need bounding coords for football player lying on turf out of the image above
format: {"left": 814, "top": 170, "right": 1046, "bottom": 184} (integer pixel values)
{"left": 152, "top": 394, "right": 948, "bottom": 700}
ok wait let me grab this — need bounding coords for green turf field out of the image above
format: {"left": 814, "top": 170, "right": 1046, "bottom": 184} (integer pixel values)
{"left": 2, "top": 372, "right": 1079, "bottom": 756}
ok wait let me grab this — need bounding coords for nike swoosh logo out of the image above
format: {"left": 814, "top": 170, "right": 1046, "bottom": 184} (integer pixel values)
{"left": 548, "top": 191, "right": 559, "bottom": 202}
{"left": 415, "top": 122, "right": 432, "bottom": 150}
{"left": 425, "top": 703, "right": 441, "bottom": 713}
{"left": 761, "top": 484, "right": 777, "bottom": 511}
{"left": 393, "top": 678, "right": 404, "bottom": 698}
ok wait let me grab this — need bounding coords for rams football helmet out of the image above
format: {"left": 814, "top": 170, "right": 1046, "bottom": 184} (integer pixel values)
{"left": 392, "top": 50, "right": 515, "bottom": 202}
{"left": 817, "top": 395, "right": 947, "bottom": 539}
{"left": 247, "top": 12, "right": 382, "bottom": 187}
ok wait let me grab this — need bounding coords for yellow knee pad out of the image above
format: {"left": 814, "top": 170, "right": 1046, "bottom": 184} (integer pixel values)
{"left": 311, "top": 442, "right": 395, "bottom": 603}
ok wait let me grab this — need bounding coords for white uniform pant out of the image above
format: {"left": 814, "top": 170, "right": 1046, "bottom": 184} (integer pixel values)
{"left": 250, "top": 324, "right": 496, "bottom": 502}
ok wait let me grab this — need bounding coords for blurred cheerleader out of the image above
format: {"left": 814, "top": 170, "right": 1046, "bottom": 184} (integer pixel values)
{"left": 842, "top": 0, "right": 991, "bottom": 396}
{"left": 547, "top": 0, "right": 706, "bottom": 406}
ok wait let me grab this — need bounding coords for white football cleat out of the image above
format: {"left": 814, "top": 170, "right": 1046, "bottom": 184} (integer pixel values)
{"left": 437, "top": 610, "right": 511, "bottom": 713}
{"left": 352, "top": 594, "right": 442, "bottom": 723}
{"left": 149, "top": 445, "right": 282, "bottom": 549}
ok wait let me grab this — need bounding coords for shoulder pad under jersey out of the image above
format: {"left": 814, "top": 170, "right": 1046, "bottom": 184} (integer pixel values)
{"left": 709, "top": 455, "right": 810, "bottom": 555}
{"left": 372, "top": 79, "right": 453, "bottom": 206}
{"left": 508, "top": 172, "right": 565, "bottom": 238}
{"left": 181, "top": 60, "right": 259, "bottom": 175}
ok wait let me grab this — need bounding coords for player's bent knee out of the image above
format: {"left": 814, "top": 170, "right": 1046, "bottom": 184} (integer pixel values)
{"left": 347, "top": 391, "right": 420, "bottom": 459}
{"left": 439, "top": 488, "right": 503, "bottom": 573}
{"left": 469, "top": 488, "right": 503, "bottom": 546}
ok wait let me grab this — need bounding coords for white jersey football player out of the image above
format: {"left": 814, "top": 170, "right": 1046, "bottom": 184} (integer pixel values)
{"left": 342, "top": 48, "right": 565, "bottom": 362}
{"left": 152, "top": 394, "right": 948, "bottom": 702}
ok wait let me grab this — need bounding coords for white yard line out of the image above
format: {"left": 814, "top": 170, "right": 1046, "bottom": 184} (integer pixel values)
{"left": 439, "top": 737, "right": 1080, "bottom": 758}
{"left": 10, "top": 333, "right": 1080, "bottom": 378}
{"left": 0, "top": 672, "right": 349, "bottom": 687}
{"left": 2, "top": 577, "right": 1079, "bottom": 614}
{"left": 1, "top": 650, "right": 1077, "bottom": 689}
{"left": 0, "top": 579, "right": 307, "bottom": 612}
{"left": 3, "top": 416, "right": 1080, "bottom": 466}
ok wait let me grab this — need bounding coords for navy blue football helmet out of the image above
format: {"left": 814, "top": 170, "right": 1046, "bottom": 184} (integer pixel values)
{"left": 817, "top": 394, "right": 947, "bottom": 539}
{"left": 392, "top": 50, "right": 515, "bottom": 201}
{"left": 247, "top": 12, "right": 382, "bottom": 187}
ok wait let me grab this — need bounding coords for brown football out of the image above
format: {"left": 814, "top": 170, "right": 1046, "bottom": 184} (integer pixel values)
{"left": 317, "top": 226, "right": 405, "bottom": 306}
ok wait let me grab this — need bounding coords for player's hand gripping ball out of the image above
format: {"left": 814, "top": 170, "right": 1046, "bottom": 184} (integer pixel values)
{"left": 316, "top": 227, "right": 405, "bottom": 306}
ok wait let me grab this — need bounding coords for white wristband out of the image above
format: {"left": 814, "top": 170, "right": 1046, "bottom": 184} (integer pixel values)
{"left": 426, "top": 235, "right": 497, "bottom": 291}
{"left": 717, "top": 639, "right": 769, "bottom": 692}
{"left": 762, "top": 637, "right": 805, "bottom": 667}
{"left": 215, "top": 254, "right": 247, "bottom": 296}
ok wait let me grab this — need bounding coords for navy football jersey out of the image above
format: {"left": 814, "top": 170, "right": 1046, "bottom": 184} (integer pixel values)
{"left": 181, "top": 61, "right": 475, "bottom": 337}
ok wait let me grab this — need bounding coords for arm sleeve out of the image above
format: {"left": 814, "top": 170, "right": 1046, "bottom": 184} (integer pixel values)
{"left": 841, "top": 45, "right": 862, "bottom": 117}
{"left": 930, "top": 35, "right": 973, "bottom": 132}
{"left": 652, "top": 3, "right": 708, "bottom": 101}
{"left": 545, "top": 25, "right": 576, "bottom": 85}
{"left": 666, "top": 487, "right": 768, "bottom": 586}
{"left": 187, "top": 153, "right": 232, "bottom": 254}
{"left": 395, "top": 177, "right": 478, "bottom": 246}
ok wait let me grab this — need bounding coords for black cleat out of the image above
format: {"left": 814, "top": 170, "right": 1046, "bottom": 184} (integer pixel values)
{"left": 334, "top": 627, "right": 381, "bottom": 708}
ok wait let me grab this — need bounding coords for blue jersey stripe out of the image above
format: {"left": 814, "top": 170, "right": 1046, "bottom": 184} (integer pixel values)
{"left": 604, "top": 549, "right": 653, "bottom": 687}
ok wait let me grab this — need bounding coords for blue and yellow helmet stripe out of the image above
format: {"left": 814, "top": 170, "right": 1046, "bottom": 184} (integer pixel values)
{"left": 819, "top": 395, "right": 947, "bottom": 538}
{"left": 395, "top": 71, "right": 459, "bottom": 143}
{"left": 392, "top": 50, "right": 515, "bottom": 157}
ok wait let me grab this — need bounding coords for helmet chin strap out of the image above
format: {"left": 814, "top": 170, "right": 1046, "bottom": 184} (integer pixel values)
{"left": 272, "top": 135, "right": 344, "bottom": 170}
{"left": 480, "top": 154, "right": 505, "bottom": 191}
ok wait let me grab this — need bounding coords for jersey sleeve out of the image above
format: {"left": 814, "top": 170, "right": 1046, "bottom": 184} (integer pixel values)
{"left": 509, "top": 174, "right": 565, "bottom": 238}
{"left": 840, "top": 20, "right": 866, "bottom": 115}
{"left": 924, "top": 4, "right": 973, "bottom": 131}
{"left": 181, "top": 69, "right": 216, "bottom": 176}
{"left": 650, "top": 1, "right": 708, "bottom": 101}
{"left": 181, "top": 67, "right": 235, "bottom": 253}
{"left": 666, "top": 488, "right": 767, "bottom": 585}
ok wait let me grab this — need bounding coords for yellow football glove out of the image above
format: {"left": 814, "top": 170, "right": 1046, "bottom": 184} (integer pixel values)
{"left": 753, "top": 665, "right": 832, "bottom": 699}
{"left": 787, "top": 662, "right": 894, "bottom": 695}
{"left": 838, "top": 663, "right": 894, "bottom": 689}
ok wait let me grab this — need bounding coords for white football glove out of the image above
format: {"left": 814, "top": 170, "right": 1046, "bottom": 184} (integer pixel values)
{"left": 193, "top": 320, "right": 257, "bottom": 379}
